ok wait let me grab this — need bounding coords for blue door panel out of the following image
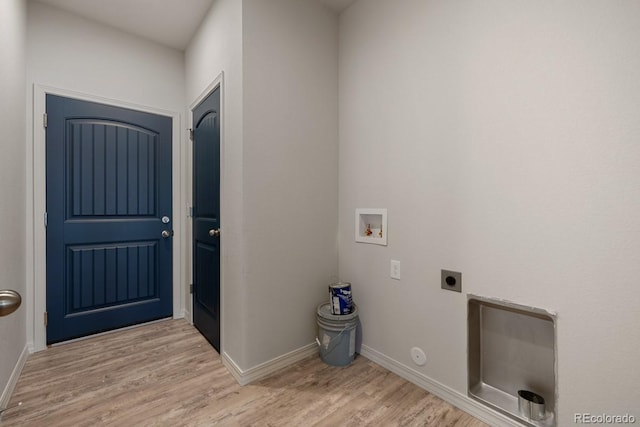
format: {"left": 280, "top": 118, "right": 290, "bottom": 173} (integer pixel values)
{"left": 68, "top": 120, "right": 158, "bottom": 217}
{"left": 192, "top": 87, "right": 221, "bottom": 351}
{"left": 195, "top": 242, "right": 219, "bottom": 315}
{"left": 46, "top": 94, "right": 173, "bottom": 344}
{"left": 66, "top": 242, "right": 158, "bottom": 313}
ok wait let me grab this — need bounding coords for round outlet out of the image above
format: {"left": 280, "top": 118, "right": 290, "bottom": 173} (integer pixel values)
{"left": 410, "top": 347, "right": 427, "bottom": 366}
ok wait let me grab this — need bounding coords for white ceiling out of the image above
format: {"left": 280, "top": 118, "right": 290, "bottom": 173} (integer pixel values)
{"left": 35, "top": 0, "right": 216, "bottom": 50}
{"left": 34, "top": 0, "right": 358, "bottom": 51}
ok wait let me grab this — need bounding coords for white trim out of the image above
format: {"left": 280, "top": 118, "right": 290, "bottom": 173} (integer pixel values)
{"left": 221, "top": 343, "right": 319, "bottom": 386}
{"left": 0, "top": 345, "right": 29, "bottom": 413}
{"left": 220, "top": 351, "right": 244, "bottom": 384}
{"left": 27, "top": 84, "right": 184, "bottom": 351}
{"left": 359, "top": 345, "right": 521, "bottom": 427}
{"left": 183, "top": 308, "right": 192, "bottom": 325}
{"left": 186, "top": 72, "right": 225, "bottom": 343}
{"left": 188, "top": 73, "right": 225, "bottom": 119}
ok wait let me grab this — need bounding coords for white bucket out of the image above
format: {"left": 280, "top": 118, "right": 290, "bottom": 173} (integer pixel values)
{"left": 316, "top": 303, "right": 358, "bottom": 366}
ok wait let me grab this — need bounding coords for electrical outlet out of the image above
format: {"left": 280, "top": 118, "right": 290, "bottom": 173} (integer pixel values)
{"left": 390, "top": 260, "right": 401, "bottom": 280}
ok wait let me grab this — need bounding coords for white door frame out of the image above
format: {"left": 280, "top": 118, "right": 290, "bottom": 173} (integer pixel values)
{"left": 186, "top": 72, "right": 225, "bottom": 351}
{"left": 27, "top": 84, "right": 185, "bottom": 352}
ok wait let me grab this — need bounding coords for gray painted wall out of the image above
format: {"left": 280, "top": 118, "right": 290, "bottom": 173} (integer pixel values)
{"left": 7, "top": 1, "right": 637, "bottom": 423}
{"left": 185, "top": 0, "right": 246, "bottom": 366}
{"left": 0, "top": 0, "right": 26, "bottom": 403}
{"left": 186, "top": 0, "right": 339, "bottom": 370}
{"left": 338, "top": 0, "right": 640, "bottom": 422}
{"left": 242, "top": 0, "right": 339, "bottom": 368}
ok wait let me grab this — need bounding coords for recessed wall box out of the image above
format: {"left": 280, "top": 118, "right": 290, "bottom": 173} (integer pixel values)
{"left": 355, "top": 208, "right": 387, "bottom": 246}
{"left": 468, "top": 295, "right": 557, "bottom": 427}
{"left": 441, "top": 270, "right": 462, "bottom": 293}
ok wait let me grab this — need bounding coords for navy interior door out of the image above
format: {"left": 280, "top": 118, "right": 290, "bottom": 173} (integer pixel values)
{"left": 46, "top": 94, "right": 173, "bottom": 344}
{"left": 192, "top": 87, "right": 221, "bottom": 351}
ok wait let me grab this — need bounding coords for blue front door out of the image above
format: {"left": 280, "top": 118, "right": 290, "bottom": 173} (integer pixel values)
{"left": 46, "top": 95, "right": 173, "bottom": 344}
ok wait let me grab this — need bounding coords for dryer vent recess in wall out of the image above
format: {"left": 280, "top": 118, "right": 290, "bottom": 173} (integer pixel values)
{"left": 468, "top": 295, "right": 557, "bottom": 426}
{"left": 441, "top": 270, "right": 461, "bottom": 293}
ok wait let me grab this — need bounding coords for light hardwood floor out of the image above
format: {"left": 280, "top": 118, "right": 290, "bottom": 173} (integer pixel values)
{"left": 2, "top": 319, "right": 488, "bottom": 426}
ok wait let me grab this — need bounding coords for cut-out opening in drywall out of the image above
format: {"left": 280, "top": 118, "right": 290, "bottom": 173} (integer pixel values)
{"left": 468, "top": 295, "right": 557, "bottom": 427}
{"left": 355, "top": 208, "right": 387, "bottom": 245}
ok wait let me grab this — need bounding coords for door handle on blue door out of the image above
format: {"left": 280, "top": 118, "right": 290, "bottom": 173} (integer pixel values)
{"left": 161, "top": 230, "right": 172, "bottom": 238}
{"left": 208, "top": 228, "right": 220, "bottom": 237}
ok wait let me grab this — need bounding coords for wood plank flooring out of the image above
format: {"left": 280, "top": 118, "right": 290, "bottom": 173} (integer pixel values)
{"left": 1, "top": 319, "right": 488, "bottom": 426}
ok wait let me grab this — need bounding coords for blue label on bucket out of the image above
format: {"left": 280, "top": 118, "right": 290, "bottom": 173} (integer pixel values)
{"left": 329, "top": 283, "right": 353, "bottom": 315}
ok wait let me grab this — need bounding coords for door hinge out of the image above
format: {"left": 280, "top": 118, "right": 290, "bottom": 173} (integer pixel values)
{"left": 44, "top": 212, "right": 48, "bottom": 228}
{"left": 44, "top": 311, "right": 48, "bottom": 326}
{"left": 188, "top": 206, "right": 194, "bottom": 218}
{"left": 188, "top": 128, "right": 193, "bottom": 141}
{"left": 189, "top": 284, "right": 194, "bottom": 294}
{"left": 43, "top": 113, "right": 48, "bottom": 128}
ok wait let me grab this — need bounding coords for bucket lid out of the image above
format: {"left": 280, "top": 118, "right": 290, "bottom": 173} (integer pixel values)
{"left": 317, "top": 303, "right": 358, "bottom": 321}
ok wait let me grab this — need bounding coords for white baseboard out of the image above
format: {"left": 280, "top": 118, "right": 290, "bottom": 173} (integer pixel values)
{"left": 0, "top": 345, "right": 29, "bottom": 413}
{"left": 222, "top": 343, "right": 319, "bottom": 386}
{"left": 219, "top": 341, "right": 520, "bottom": 425}
{"left": 360, "top": 345, "right": 520, "bottom": 427}
{"left": 183, "top": 308, "right": 192, "bottom": 324}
